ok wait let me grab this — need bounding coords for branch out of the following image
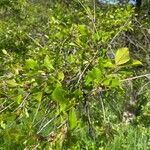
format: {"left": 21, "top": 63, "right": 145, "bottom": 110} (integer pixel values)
{"left": 121, "top": 73, "right": 150, "bottom": 82}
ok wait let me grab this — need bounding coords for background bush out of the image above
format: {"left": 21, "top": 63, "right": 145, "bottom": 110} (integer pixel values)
{"left": 0, "top": 0, "right": 150, "bottom": 149}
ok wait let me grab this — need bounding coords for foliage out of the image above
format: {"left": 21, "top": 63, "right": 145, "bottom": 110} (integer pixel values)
{"left": 0, "top": 0, "right": 150, "bottom": 149}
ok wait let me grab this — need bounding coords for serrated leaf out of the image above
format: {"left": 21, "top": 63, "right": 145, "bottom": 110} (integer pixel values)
{"left": 44, "top": 55, "right": 54, "bottom": 70}
{"left": 69, "top": 107, "right": 77, "bottom": 129}
{"left": 115, "top": 48, "right": 130, "bottom": 65}
{"left": 52, "top": 86, "right": 66, "bottom": 104}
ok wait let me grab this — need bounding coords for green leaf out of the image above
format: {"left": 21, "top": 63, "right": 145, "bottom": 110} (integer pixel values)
{"left": 103, "top": 60, "right": 114, "bottom": 68}
{"left": 2, "top": 49, "right": 8, "bottom": 55}
{"left": 85, "top": 67, "right": 102, "bottom": 85}
{"left": 58, "top": 71, "right": 64, "bottom": 81}
{"left": 131, "top": 59, "right": 143, "bottom": 66}
{"left": 73, "top": 89, "right": 83, "bottom": 98}
{"left": 16, "top": 94, "right": 23, "bottom": 104}
{"left": 78, "top": 25, "right": 86, "bottom": 36}
{"left": 44, "top": 55, "right": 54, "bottom": 70}
{"left": 69, "top": 107, "right": 77, "bottom": 129}
{"left": 103, "top": 77, "right": 120, "bottom": 88}
{"left": 52, "top": 86, "right": 66, "bottom": 104}
{"left": 67, "top": 54, "right": 76, "bottom": 64}
{"left": 34, "top": 92, "right": 43, "bottom": 102}
{"left": 115, "top": 48, "right": 130, "bottom": 65}
{"left": 6, "top": 79, "right": 18, "bottom": 87}
{"left": 26, "top": 59, "right": 38, "bottom": 70}
{"left": 24, "top": 108, "right": 29, "bottom": 118}
{"left": 0, "top": 121, "right": 6, "bottom": 129}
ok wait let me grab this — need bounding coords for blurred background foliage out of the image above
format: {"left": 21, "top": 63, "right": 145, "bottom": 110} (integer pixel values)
{"left": 0, "top": 0, "right": 150, "bottom": 149}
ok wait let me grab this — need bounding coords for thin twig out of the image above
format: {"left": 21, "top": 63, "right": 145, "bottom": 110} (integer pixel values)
{"left": 106, "top": 19, "right": 132, "bottom": 57}
{"left": 13, "top": 92, "right": 30, "bottom": 112}
{"left": 32, "top": 102, "right": 41, "bottom": 124}
{"left": 37, "top": 113, "right": 60, "bottom": 134}
{"left": 0, "top": 101, "right": 15, "bottom": 113}
{"left": 99, "top": 93, "right": 106, "bottom": 122}
{"left": 77, "top": 50, "right": 99, "bottom": 85}
{"left": 84, "top": 95, "right": 95, "bottom": 139}
{"left": 121, "top": 73, "right": 150, "bottom": 82}
{"left": 27, "top": 34, "right": 43, "bottom": 48}
{"left": 137, "top": 81, "right": 150, "bottom": 95}
{"left": 57, "top": 119, "right": 68, "bottom": 129}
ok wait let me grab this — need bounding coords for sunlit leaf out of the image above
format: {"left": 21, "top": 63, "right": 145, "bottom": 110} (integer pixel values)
{"left": 103, "top": 77, "right": 120, "bottom": 88}
{"left": 78, "top": 24, "right": 86, "bottom": 35}
{"left": 6, "top": 79, "right": 18, "bottom": 87}
{"left": 24, "top": 108, "right": 29, "bottom": 118}
{"left": 103, "top": 60, "right": 114, "bottom": 68}
{"left": 26, "top": 59, "right": 38, "bottom": 70}
{"left": 44, "top": 55, "right": 54, "bottom": 70}
{"left": 0, "top": 121, "right": 6, "bottom": 129}
{"left": 131, "top": 59, "right": 143, "bottom": 66}
{"left": 2, "top": 49, "right": 8, "bottom": 55}
{"left": 85, "top": 67, "right": 102, "bottom": 85}
{"left": 52, "top": 86, "right": 66, "bottom": 104}
{"left": 16, "top": 94, "right": 23, "bottom": 104}
{"left": 34, "top": 92, "right": 43, "bottom": 102}
{"left": 58, "top": 71, "right": 64, "bottom": 81}
{"left": 115, "top": 47, "right": 130, "bottom": 65}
